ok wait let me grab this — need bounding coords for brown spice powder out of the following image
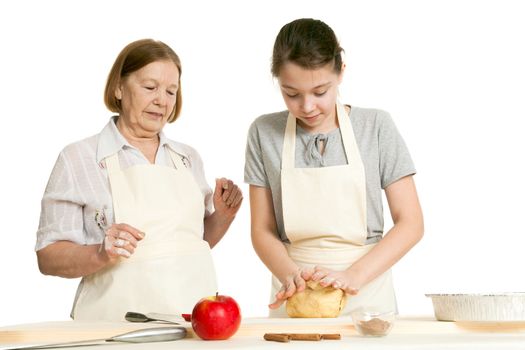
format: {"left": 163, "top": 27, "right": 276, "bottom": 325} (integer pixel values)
{"left": 358, "top": 317, "right": 392, "bottom": 336}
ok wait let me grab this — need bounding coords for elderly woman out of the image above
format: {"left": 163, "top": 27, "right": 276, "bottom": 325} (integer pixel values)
{"left": 36, "top": 39, "right": 242, "bottom": 321}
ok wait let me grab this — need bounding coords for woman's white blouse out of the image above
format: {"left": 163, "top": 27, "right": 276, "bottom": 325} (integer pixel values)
{"left": 36, "top": 117, "right": 213, "bottom": 251}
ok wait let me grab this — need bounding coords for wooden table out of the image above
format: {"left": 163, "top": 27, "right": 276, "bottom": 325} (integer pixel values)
{"left": 1, "top": 316, "right": 524, "bottom": 349}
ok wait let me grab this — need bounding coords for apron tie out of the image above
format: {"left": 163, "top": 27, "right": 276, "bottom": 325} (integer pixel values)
{"left": 305, "top": 133, "right": 328, "bottom": 166}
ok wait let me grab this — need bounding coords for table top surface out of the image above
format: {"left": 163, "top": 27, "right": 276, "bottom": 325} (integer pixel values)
{"left": 1, "top": 316, "right": 524, "bottom": 350}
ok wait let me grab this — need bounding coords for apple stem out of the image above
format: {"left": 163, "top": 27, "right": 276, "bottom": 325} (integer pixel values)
{"left": 216, "top": 292, "right": 218, "bottom": 298}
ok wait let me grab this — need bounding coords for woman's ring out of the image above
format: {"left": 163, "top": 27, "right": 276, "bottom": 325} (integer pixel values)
{"left": 114, "top": 239, "right": 126, "bottom": 247}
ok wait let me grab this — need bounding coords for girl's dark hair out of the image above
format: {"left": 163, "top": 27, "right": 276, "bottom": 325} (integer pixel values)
{"left": 271, "top": 18, "right": 343, "bottom": 77}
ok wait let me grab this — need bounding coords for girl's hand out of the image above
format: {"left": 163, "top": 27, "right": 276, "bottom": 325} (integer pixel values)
{"left": 303, "top": 266, "right": 360, "bottom": 295}
{"left": 269, "top": 269, "right": 307, "bottom": 309}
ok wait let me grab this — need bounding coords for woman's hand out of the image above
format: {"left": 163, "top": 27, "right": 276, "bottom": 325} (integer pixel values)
{"left": 213, "top": 178, "right": 243, "bottom": 218}
{"left": 269, "top": 269, "right": 308, "bottom": 309}
{"left": 302, "top": 266, "right": 360, "bottom": 296}
{"left": 100, "top": 223, "right": 145, "bottom": 261}
{"left": 202, "top": 178, "right": 242, "bottom": 248}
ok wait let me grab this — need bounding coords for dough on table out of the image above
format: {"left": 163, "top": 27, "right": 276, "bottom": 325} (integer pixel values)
{"left": 286, "top": 280, "right": 347, "bottom": 318}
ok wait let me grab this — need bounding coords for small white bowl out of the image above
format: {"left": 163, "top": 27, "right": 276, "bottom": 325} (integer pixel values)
{"left": 351, "top": 309, "right": 395, "bottom": 337}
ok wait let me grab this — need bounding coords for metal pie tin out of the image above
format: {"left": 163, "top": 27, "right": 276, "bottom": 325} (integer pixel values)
{"left": 426, "top": 293, "right": 525, "bottom": 321}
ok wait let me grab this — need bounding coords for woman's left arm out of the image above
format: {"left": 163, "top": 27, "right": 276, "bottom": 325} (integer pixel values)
{"left": 203, "top": 178, "right": 243, "bottom": 248}
{"left": 308, "top": 175, "right": 424, "bottom": 292}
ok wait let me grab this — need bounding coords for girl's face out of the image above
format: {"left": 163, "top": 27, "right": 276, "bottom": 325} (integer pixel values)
{"left": 278, "top": 62, "right": 343, "bottom": 133}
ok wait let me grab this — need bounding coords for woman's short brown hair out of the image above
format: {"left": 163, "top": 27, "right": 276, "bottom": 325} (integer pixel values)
{"left": 271, "top": 18, "right": 343, "bottom": 77}
{"left": 104, "top": 39, "right": 183, "bottom": 123}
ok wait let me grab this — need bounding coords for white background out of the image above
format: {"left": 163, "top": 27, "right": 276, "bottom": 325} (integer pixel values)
{"left": 1, "top": 0, "right": 524, "bottom": 326}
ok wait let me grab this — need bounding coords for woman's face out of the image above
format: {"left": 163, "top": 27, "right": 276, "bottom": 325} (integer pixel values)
{"left": 278, "top": 62, "right": 343, "bottom": 133}
{"left": 115, "top": 60, "right": 179, "bottom": 137}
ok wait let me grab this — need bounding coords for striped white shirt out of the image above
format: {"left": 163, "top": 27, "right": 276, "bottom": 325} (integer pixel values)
{"left": 36, "top": 117, "right": 213, "bottom": 251}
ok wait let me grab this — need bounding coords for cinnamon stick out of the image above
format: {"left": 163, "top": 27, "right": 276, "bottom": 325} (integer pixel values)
{"left": 264, "top": 332, "right": 341, "bottom": 342}
{"left": 287, "top": 333, "right": 322, "bottom": 341}
{"left": 264, "top": 333, "right": 291, "bottom": 342}
{"left": 321, "top": 333, "right": 341, "bottom": 340}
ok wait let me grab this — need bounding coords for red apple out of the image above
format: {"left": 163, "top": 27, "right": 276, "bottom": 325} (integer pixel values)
{"left": 191, "top": 293, "right": 241, "bottom": 340}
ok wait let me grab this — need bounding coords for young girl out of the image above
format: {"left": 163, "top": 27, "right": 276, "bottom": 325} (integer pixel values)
{"left": 244, "top": 18, "right": 423, "bottom": 317}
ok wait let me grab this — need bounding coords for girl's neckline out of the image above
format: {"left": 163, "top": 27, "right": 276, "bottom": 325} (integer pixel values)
{"left": 296, "top": 105, "right": 352, "bottom": 136}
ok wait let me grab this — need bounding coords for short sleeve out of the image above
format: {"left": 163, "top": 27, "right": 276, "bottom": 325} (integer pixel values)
{"left": 377, "top": 111, "right": 416, "bottom": 189}
{"left": 36, "top": 152, "right": 86, "bottom": 251}
{"left": 244, "top": 120, "right": 270, "bottom": 187}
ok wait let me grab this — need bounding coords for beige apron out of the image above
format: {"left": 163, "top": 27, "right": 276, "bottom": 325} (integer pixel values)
{"left": 270, "top": 102, "right": 396, "bottom": 317}
{"left": 72, "top": 149, "right": 217, "bottom": 321}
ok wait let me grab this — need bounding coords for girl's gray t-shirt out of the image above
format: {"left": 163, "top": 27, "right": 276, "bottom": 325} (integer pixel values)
{"left": 244, "top": 106, "right": 416, "bottom": 244}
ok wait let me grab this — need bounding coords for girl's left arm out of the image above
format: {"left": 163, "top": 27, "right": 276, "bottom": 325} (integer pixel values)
{"left": 306, "top": 175, "right": 424, "bottom": 293}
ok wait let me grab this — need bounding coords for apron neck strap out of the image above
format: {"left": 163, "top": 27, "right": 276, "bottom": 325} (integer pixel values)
{"left": 282, "top": 113, "right": 297, "bottom": 169}
{"left": 105, "top": 152, "right": 121, "bottom": 175}
{"left": 282, "top": 101, "right": 358, "bottom": 169}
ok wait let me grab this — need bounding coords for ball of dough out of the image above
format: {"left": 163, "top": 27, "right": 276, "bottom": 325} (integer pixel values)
{"left": 286, "top": 280, "right": 347, "bottom": 318}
